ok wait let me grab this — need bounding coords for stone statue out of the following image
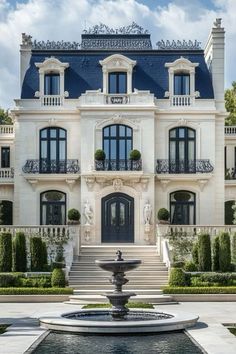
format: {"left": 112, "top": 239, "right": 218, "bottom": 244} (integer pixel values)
{"left": 84, "top": 200, "right": 93, "bottom": 225}
{"left": 143, "top": 200, "right": 152, "bottom": 225}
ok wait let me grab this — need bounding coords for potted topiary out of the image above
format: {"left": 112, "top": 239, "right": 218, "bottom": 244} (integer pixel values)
{"left": 129, "top": 149, "right": 141, "bottom": 160}
{"left": 94, "top": 149, "right": 106, "bottom": 171}
{"left": 157, "top": 208, "right": 170, "bottom": 224}
{"left": 68, "top": 208, "right": 80, "bottom": 225}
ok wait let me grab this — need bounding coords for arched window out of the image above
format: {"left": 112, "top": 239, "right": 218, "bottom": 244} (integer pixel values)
{"left": 40, "top": 127, "right": 67, "bottom": 173}
{"left": 170, "top": 190, "right": 196, "bottom": 225}
{"left": 169, "top": 127, "right": 196, "bottom": 173}
{"left": 103, "top": 124, "right": 133, "bottom": 170}
{"left": 40, "top": 190, "right": 66, "bottom": 225}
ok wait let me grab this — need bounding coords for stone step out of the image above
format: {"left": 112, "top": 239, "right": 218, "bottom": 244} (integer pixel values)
{"left": 67, "top": 294, "right": 174, "bottom": 304}
{"left": 73, "top": 289, "right": 164, "bottom": 295}
{"left": 69, "top": 284, "right": 165, "bottom": 290}
{"left": 69, "top": 271, "right": 168, "bottom": 276}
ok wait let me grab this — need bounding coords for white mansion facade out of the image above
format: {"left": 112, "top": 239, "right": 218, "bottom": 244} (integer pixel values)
{"left": 0, "top": 20, "right": 232, "bottom": 245}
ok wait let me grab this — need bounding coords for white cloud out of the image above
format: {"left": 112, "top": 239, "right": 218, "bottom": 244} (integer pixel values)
{"left": 0, "top": 0, "right": 235, "bottom": 108}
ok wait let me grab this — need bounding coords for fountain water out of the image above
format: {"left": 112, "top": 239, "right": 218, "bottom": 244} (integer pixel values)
{"left": 40, "top": 250, "right": 199, "bottom": 334}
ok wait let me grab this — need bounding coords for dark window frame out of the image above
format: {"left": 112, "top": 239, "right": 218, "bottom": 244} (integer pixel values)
{"left": 174, "top": 73, "right": 190, "bottom": 95}
{"left": 169, "top": 126, "right": 196, "bottom": 173}
{"left": 1, "top": 146, "right": 10, "bottom": 168}
{"left": 108, "top": 72, "right": 127, "bottom": 94}
{"left": 39, "top": 127, "right": 67, "bottom": 173}
{"left": 170, "top": 190, "right": 196, "bottom": 225}
{"left": 44, "top": 73, "right": 60, "bottom": 95}
{"left": 40, "top": 190, "right": 66, "bottom": 225}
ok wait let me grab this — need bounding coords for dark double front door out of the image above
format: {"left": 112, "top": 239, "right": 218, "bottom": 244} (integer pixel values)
{"left": 102, "top": 193, "right": 134, "bottom": 243}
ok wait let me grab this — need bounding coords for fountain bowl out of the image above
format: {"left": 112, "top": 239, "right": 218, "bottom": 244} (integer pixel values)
{"left": 95, "top": 259, "right": 141, "bottom": 273}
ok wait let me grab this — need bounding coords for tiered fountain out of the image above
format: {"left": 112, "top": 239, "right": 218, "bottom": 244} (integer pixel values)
{"left": 40, "top": 250, "right": 198, "bottom": 334}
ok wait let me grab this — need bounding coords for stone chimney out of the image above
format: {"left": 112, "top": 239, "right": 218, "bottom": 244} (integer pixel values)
{"left": 204, "top": 18, "right": 225, "bottom": 111}
{"left": 20, "top": 33, "right": 32, "bottom": 89}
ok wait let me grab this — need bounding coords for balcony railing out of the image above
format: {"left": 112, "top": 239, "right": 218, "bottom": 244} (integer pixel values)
{"left": 106, "top": 94, "right": 129, "bottom": 104}
{"left": 171, "top": 95, "right": 194, "bottom": 107}
{"left": 95, "top": 159, "right": 142, "bottom": 171}
{"left": 40, "top": 95, "right": 63, "bottom": 106}
{"left": 156, "top": 159, "right": 214, "bottom": 174}
{"left": 225, "top": 126, "right": 236, "bottom": 135}
{"left": 22, "top": 159, "right": 80, "bottom": 174}
{"left": 0, "top": 125, "right": 14, "bottom": 135}
{"left": 0, "top": 168, "right": 14, "bottom": 180}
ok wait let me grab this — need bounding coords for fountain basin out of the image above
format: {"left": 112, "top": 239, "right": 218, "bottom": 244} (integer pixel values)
{"left": 40, "top": 309, "right": 199, "bottom": 334}
{"left": 95, "top": 259, "right": 141, "bottom": 273}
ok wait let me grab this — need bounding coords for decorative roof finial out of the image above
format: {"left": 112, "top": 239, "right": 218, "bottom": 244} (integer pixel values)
{"left": 213, "top": 18, "right": 222, "bottom": 28}
{"left": 21, "top": 33, "right": 32, "bottom": 47}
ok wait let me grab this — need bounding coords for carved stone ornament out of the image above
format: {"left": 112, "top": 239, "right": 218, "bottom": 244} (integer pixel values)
{"left": 213, "top": 18, "right": 222, "bottom": 28}
{"left": 113, "top": 178, "right": 123, "bottom": 191}
{"left": 22, "top": 33, "right": 32, "bottom": 46}
{"left": 177, "top": 118, "right": 188, "bottom": 126}
{"left": 83, "top": 22, "right": 149, "bottom": 35}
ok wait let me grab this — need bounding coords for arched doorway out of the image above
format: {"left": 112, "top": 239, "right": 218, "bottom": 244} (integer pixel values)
{"left": 0, "top": 201, "right": 13, "bottom": 225}
{"left": 102, "top": 193, "right": 134, "bottom": 243}
{"left": 170, "top": 190, "right": 196, "bottom": 225}
{"left": 40, "top": 190, "right": 66, "bottom": 225}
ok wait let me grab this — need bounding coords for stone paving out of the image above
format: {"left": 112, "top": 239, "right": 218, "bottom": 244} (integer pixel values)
{"left": 0, "top": 302, "right": 235, "bottom": 354}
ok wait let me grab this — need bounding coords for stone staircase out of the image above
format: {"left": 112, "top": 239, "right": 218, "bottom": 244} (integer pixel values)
{"left": 68, "top": 245, "right": 173, "bottom": 304}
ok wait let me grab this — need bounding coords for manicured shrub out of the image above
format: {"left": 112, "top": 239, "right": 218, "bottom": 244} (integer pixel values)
{"left": 232, "top": 233, "right": 236, "bottom": 264}
{"left": 219, "top": 232, "right": 231, "bottom": 272}
{"left": 0, "top": 232, "right": 12, "bottom": 272}
{"left": 68, "top": 208, "right": 80, "bottom": 222}
{"left": 212, "top": 236, "right": 220, "bottom": 271}
{"left": 30, "top": 237, "right": 44, "bottom": 271}
{"left": 192, "top": 242, "right": 199, "bottom": 266}
{"left": 157, "top": 208, "right": 169, "bottom": 221}
{"left": 51, "top": 268, "right": 66, "bottom": 288}
{"left": 169, "top": 268, "right": 186, "bottom": 287}
{"left": 129, "top": 149, "right": 141, "bottom": 160}
{"left": 94, "top": 149, "right": 106, "bottom": 160}
{"left": 0, "top": 273, "right": 24, "bottom": 287}
{"left": 171, "top": 261, "right": 185, "bottom": 268}
{"left": 41, "top": 241, "right": 48, "bottom": 270}
{"left": 19, "top": 276, "right": 51, "bottom": 288}
{"left": 13, "top": 232, "right": 27, "bottom": 272}
{"left": 198, "top": 233, "right": 211, "bottom": 271}
{"left": 163, "top": 286, "right": 236, "bottom": 294}
{"left": 0, "top": 287, "right": 73, "bottom": 295}
{"left": 184, "top": 261, "right": 198, "bottom": 272}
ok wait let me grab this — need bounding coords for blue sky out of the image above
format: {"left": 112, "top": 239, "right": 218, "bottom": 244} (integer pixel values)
{"left": 0, "top": 0, "right": 235, "bottom": 108}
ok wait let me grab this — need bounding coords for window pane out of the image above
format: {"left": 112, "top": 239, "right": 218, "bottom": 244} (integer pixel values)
{"left": 1, "top": 147, "right": 10, "bottom": 168}
{"left": 50, "top": 129, "right": 57, "bottom": 138}
{"left": 126, "top": 140, "right": 132, "bottom": 157}
{"left": 179, "top": 142, "right": 185, "bottom": 160}
{"left": 169, "top": 141, "right": 176, "bottom": 160}
{"left": 111, "top": 203, "right": 116, "bottom": 226}
{"left": 50, "top": 141, "right": 57, "bottom": 159}
{"left": 43, "top": 191, "right": 65, "bottom": 202}
{"left": 110, "top": 125, "right": 116, "bottom": 137}
{"left": 126, "top": 127, "right": 132, "bottom": 137}
{"left": 169, "top": 129, "right": 176, "bottom": 138}
{"left": 119, "top": 125, "right": 125, "bottom": 137}
{"left": 59, "top": 129, "right": 66, "bottom": 138}
{"left": 108, "top": 73, "right": 117, "bottom": 94}
{"left": 179, "top": 128, "right": 185, "bottom": 138}
{"left": 103, "top": 127, "right": 109, "bottom": 137}
{"left": 59, "top": 141, "right": 65, "bottom": 160}
{"left": 41, "top": 129, "right": 47, "bottom": 138}
{"left": 183, "top": 75, "right": 190, "bottom": 95}
{"left": 188, "top": 129, "right": 195, "bottom": 138}
{"left": 119, "top": 140, "right": 126, "bottom": 159}
{"left": 189, "top": 205, "right": 194, "bottom": 224}
{"left": 119, "top": 203, "right": 125, "bottom": 226}
{"left": 118, "top": 73, "right": 127, "bottom": 94}
{"left": 44, "top": 74, "right": 60, "bottom": 95}
{"left": 174, "top": 75, "right": 182, "bottom": 95}
{"left": 41, "top": 141, "right": 47, "bottom": 159}
{"left": 110, "top": 140, "right": 116, "bottom": 159}
{"left": 188, "top": 141, "right": 195, "bottom": 161}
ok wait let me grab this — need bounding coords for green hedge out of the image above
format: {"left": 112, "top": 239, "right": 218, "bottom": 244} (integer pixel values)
{"left": 0, "top": 232, "right": 12, "bottom": 272}
{"left": 192, "top": 242, "right": 199, "bottom": 266}
{"left": 169, "top": 268, "right": 187, "bottom": 286}
{"left": 163, "top": 286, "right": 236, "bottom": 294}
{"left": 212, "top": 236, "right": 220, "bottom": 272}
{"left": 51, "top": 268, "right": 66, "bottom": 287}
{"left": 0, "top": 287, "right": 73, "bottom": 295}
{"left": 0, "top": 272, "right": 24, "bottom": 287}
{"left": 232, "top": 233, "right": 236, "bottom": 264}
{"left": 219, "top": 232, "right": 231, "bottom": 272}
{"left": 13, "top": 232, "right": 27, "bottom": 272}
{"left": 198, "top": 233, "right": 211, "bottom": 271}
{"left": 30, "top": 237, "right": 45, "bottom": 271}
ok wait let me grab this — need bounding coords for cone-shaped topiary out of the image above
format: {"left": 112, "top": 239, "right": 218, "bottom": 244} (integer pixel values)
{"left": 219, "top": 232, "right": 231, "bottom": 272}
{"left": 198, "top": 233, "right": 211, "bottom": 271}
{"left": 0, "top": 232, "right": 12, "bottom": 272}
{"left": 13, "top": 232, "right": 27, "bottom": 272}
{"left": 212, "top": 236, "right": 220, "bottom": 271}
{"left": 30, "top": 237, "right": 44, "bottom": 271}
{"left": 51, "top": 268, "right": 66, "bottom": 288}
{"left": 232, "top": 233, "right": 236, "bottom": 264}
{"left": 192, "top": 241, "right": 199, "bottom": 266}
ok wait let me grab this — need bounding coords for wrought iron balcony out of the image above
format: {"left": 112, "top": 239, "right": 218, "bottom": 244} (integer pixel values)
{"left": 22, "top": 159, "right": 80, "bottom": 174}
{"left": 156, "top": 159, "right": 214, "bottom": 174}
{"left": 95, "top": 159, "right": 142, "bottom": 171}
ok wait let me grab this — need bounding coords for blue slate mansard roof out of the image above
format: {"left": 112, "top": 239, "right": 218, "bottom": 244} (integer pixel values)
{"left": 21, "top": 33, "right": 214, "bottom": 100}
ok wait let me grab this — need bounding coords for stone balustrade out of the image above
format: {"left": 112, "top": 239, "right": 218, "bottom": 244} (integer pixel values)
{"left": 225, "top": 126, "right": 236, "bottom": 135}
{"left": 170, "top": 95, "right": 194, "bottom": 106}
{"left": 0, "top": 168, "right": 14, "bottom": 181}
{"left": 41, "top": 95, "right": 63, "bottom": 106}
{"left": 0, "top": 125, "right": 14, "bottom": 135}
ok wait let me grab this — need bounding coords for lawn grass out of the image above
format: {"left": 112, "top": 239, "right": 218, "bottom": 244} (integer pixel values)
{"left": 82, "top": 302, "right": 154, "bottom": 309}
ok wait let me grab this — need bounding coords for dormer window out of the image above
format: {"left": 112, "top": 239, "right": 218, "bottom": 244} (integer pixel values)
{"left": 108, "top": 72, "right": 127, "bottom": 94}
{"left": 165, "top": 57, "right": 199, "bottom": 106}
{"left": 99, "top": 54, "right": 136, "bottom": 97}
{"left": 35, "top": 57, "right": 69, "bottom": 106}
{"left": 174, "top": 73, "right": 190, "bottom": 95}
{"left": 44, "top": 73, "right": 60, "bottom": 95}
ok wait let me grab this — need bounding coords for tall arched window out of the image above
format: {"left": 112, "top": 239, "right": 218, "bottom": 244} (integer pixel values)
{"left": 103, "top": 124, "right": 133, "bottom": 170}
{"left": 170, "top": 191, "right": 196, "bottom": 225}
{"left": 40, "top": 127, "right": 67, "bottom": 173}
{"left": 169, "top": 127, "right": 196, "bottom": 173}
{"left": 40, "top": 190, "right": 66, "bottom": 225}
